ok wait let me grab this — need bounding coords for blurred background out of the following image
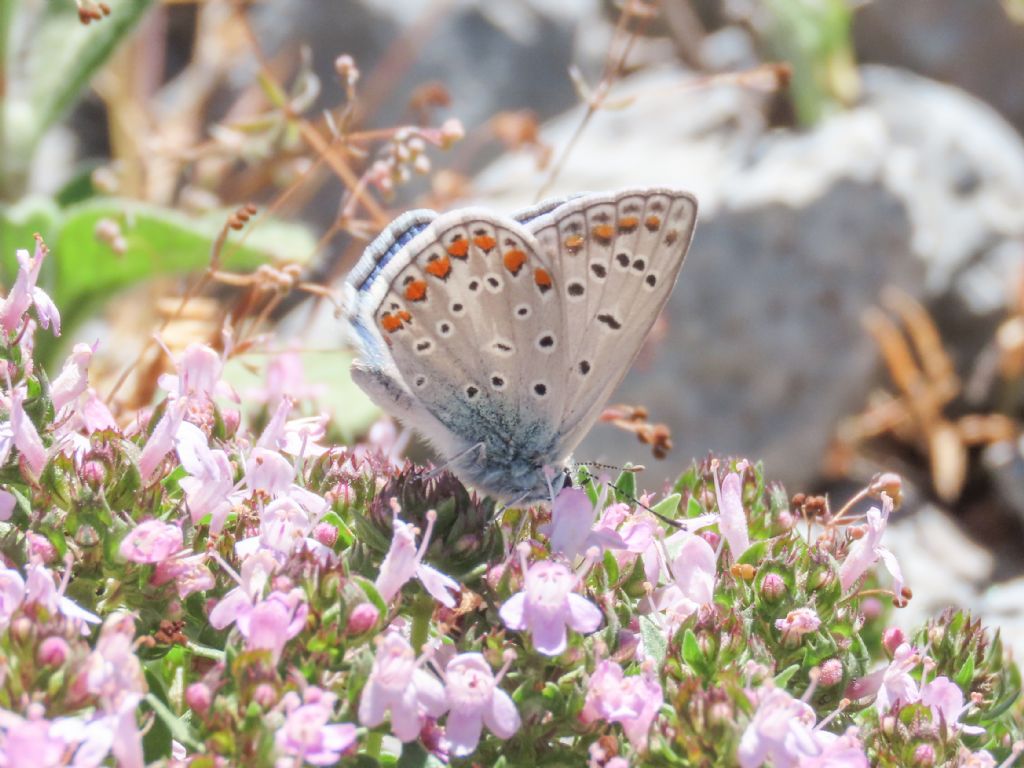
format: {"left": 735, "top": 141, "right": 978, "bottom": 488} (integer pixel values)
{"left": 2, "top": 0, "right": 1024, "bottom": 646}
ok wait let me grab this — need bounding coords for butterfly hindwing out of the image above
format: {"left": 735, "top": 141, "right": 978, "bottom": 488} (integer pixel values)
{"left": 523, "top": 189, "right": 697, "bottom": 452}
{"left": 354, "top": 209, "right": 570, "bottom": 473}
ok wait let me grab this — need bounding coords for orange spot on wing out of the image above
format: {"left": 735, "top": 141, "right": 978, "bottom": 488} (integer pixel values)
{"left": 503, "top": 249, "right": 527, "bottom": 275}
{"left": 473, "top": 234, "right": 497, "bottom": 252}
{"left": 381, "top": 313, "right": 403, "bottom": 333}
{"left": 665, "top": 229, "right": 679, "bottom": 245}
{"left": 534, "top": 268, "right": 552, "bottom": 291}
{"left": 398, "top": 310, "right": 412, "bottom": 323}
{"left": 447, "top": 239, "right": 469, "bottom": 258}
{"left": 404, "top": 280, "right": 427, "bottom": 302}
{"left": 645, "top": 215, "right": 662, "bottom": 231}
{"left": 593, "top": 224, "right": 615, "bottom": 243}
{"left": 425, "top": 256, "right": 452, "bottom": 279}
{"left": 564, "top": 234, "right": 585, "bottom": 254}
{"left": 618, "top": 216, "right": 639, "bottom": 233}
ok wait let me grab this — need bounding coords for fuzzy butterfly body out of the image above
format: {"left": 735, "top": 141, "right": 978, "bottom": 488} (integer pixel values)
{"left": 343, "top": 188, "right": 698, "bottom": 503}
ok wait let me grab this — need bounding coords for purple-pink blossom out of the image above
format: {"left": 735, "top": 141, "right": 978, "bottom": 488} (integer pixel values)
{"left": 920, "top": 676, "right": 985, "bottom": 735}
{"left": 375, "top": 510, "right": 460, "bottom": 608}
{"left": 50, "top": 343, "right": 94, "bottom": 412}
{"left": 358, "top": 633, "right": 446, "bottom": 741}
{"left": 0, "top": 238, "right": 60, "bottom": 336}
{"left": 499, "top": 556, "right": 602, "bottom": 656}
{"left": 581, "top": 660, "right": 663, "bottom": 751}
{"left": 775, "top": 608, "right": 822, "bottom": 644}
{"left": 839, "top": 493, "right": 903, "bottom": 596}
{"left": 647, "top": 530, "right": 716, "bottom": 634}
{"left": 715, "top": 468, "right": 750, "bottom": 557}
{"left": 118, "top": 519, "right": 183, "bottom": 564}
{"left": 738, "top": 685, "right": 868, "bottom": 768}
{"left": 442, "top": 652, "right": 520, "bottom": 757}
{"left": 542, "top": 487, "right": 629, "bottom": 560}
{"left": 175, "top": 421, "right": 234, "bottom": 531}
{"left": 236, "top": 588, "right": 308, "bottom": 663}
{"left": 275, "top": 687, "right": 356, "bottom": 766}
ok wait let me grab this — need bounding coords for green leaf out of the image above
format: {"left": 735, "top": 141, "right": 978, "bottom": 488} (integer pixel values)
{"left": 639, "top": 614, "right": 667, "bottom": 669}
{"left": 681, "top": 629, "right": 703, "bottom": 672}
{"left": 16, "top": 0, "right": 157, "bottom": 150}
{"left": 685, "top": 495, "right": 704, "bottom": 519}
{"left": 955, "top": 654, "right": 975, "bottom": 690}
{"left": 613, "top": 467, "right": 637, "bottom": 502}
{"left": 52, "top": 199, "right": 316, "bottom": 331}
{"left": 651, "top": 493, "right": 681, "bottom": 520}
{"left": 397, "top": 742, "right": 430, "bottom": 768}
{"left": 774, "top": 663, "right": 800, "bottom": 688}
{"left": 355, "top": 577, "right": 388, "bottom": 618}
{"left": 0, "top": 196, "right": 61, "bottom": 278}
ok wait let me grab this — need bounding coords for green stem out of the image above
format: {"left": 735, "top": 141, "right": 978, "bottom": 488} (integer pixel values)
{"left": 410, "top": 592, "right": 433, "bottom": 653}
{"left": 365, "top": 731, "right": 383, "bottom": 759}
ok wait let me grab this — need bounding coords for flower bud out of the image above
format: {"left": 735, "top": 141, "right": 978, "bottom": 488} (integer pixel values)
{"left": 186, "top": 682, "right": 212, "bottom": 715}
{"left": 701, "top": 530, "right": 721, "bottom": 550}
{"left": 819, "top": 659, "right": 843, "bottom": 687}
{"left": 346, "top": 603, "right": 379, "bottom": 635}
{"left": 80, "top": 460, "right": 106, "bottom": 491}
{"left": 870, "top": 472, "right": 903, "bottom": 508}
{"left": 882, "top": 627, "right": 905, "bottom": 655}
{"left": 221, "top": 409, "right": 241, "bottom": 437}
{"left": 761, "top": 573, "right": 786, "bottom": 602}
{"left": 37, "top": 636, "right": 70, "bottom": 667}
{"left": 26, "top": 532, "right": 57, "bottom": 563}
{"left": 912, "top": 744, "right": 935, "bottom": 767}
{"left": 253, "top": 683, "right": 277, "bottom": 708}
{"left": 313, "top": 522, "right": 338, "bottom": 548}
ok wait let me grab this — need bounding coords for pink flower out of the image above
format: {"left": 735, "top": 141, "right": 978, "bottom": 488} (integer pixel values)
{"left": 0, "top": 490, "right": 14, "bottom": 522}
{"left": 24, "top": 559, "right": 101, "bottom": 632}
{"left": 838, "top": 494, "right": 903, "bottom": 595}
{"left": 78, "top": 390, "right": 118, "bottom": 433}
{"left": 0, "top": 567, "right": 26, "bottom": 630}
{"left": 8, "top": 384, "right": 47, "bottom": 477}
{"left": 738, "top": 686, "right": 828, "bottom": 768}
{"left": 797, "top": 727, "right": 869, "bottom": 767}
{"left": 920, "top": 676, "right": 985, "bottom": 735}
{"left": 499, "top": 557, "right": 602, "bottom": 656}
{"left": 175, "top": 421, "right": 234, "bottom": 532}
{"left": 648, "top": 530, "right": 716, "bottom": 634}
{"left": 275, "top": 687, "right": 356, "bottom": 766}
{"left": 244, "top": 446, "right": 294, "bottom": 495}
{"left": 0, "top": 238, "right": 60, "bottom": 336}
{"left": 581, "top": 660, "right": 663, "bottom": 751}
{"left": 151, "top": 553, "right": 216, "bottom": 599}
{"left": 237, "top": 588, "right": 307, "bottom": 663}
{"left": 118, "top": 519, "right": 183, "bottom": 564}
{"left": 358, "top": 633, "right": 447, "bottom": 741}
{"left": 375, "top": 511, "right": 460, "bottom": 608}
{"left": 138, "top": 400, "right": 185, "bottom": 480}
{"left": 0, "top": 705, "right": 84, "bottom": 767}
{"left": 50, "top": 343, "right": 94, "bottom": 412}
{"left": 442, "top": 652, "right": 520, "bottom": 757}
{"left": 874, "top": 643, "right": 920, "bottom": 713}
{"left": 157, "top": 343, "right": 237, "bottom": 407}
{"left": 775, "top": 608, "right": 822, "bottom": 643}
{"left": 542, "top": 488, "right": 629, "bottom": 560}
{"left": 209, "top": 550, "right": 277, "bottom": 630}
{"left": 715, "top": 469, "right": 750, "bottom": 556}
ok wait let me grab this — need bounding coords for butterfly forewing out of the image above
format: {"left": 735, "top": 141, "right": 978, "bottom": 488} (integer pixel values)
{"left": 361, "top": 209, "right": 570, "bottom": 462}
{"left": 524, "top": 189, "right": 697, "bottom": 452}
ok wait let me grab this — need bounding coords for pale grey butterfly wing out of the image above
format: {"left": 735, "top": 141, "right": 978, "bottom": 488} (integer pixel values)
{"left": 344, "top": 208, "right": 571, "bottom": 499}
{"left": 522, "top": 189, "right": 697, "bottom": 453}
{"left": 344, "top": 188, "right": 697, "bottom": 502}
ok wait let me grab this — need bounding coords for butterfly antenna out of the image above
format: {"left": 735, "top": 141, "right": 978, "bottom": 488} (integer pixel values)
{"left": 575, "top": 466, "right": 686, "bottom": 530}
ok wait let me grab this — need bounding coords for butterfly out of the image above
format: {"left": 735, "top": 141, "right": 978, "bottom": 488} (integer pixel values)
{"left": 343, "top": 188, "right": 698, "bottom": 504}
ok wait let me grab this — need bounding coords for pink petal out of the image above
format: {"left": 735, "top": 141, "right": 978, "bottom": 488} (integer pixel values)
{"left": 483, "top": 688, "right": 521, "bottom": 740}
{"left": 566, "top": 593, "right": 602, "bottom": 633}
{"left": 357, "top": 681, "right": 389, "bottom": 728}
{"left": 529, "top": 609, "right": 568, "bottom": 656}
{"left": 414, "top": 669, "right": 447, "bottom": 718}
{"left": 445, "top": 710, "right": 483, "bottom": 758}
{"left": 498, "top": 591, "right": 527, "bottom": 630}
{"left": 416, "top": 563, "right": 460, "bottom": 608}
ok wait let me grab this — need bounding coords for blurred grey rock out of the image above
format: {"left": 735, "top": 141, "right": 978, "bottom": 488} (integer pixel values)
{"left": 854, "top": 0, "right": 1024, "bottom": 138}
{"left": 885, "top": 503, "right": 994, "bottom": 635}
{"left": 468, "top": 65, "right": 1024, "bottom": 492}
